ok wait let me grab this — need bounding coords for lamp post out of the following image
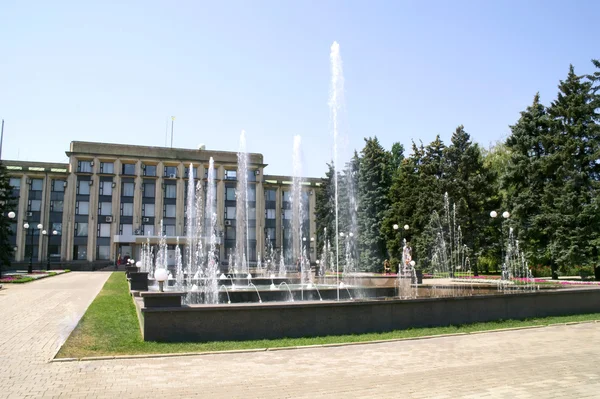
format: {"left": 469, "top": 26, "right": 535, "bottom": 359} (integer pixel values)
{"left": 2, "top": 212, "right": 16, "bottom": 279}
{"left": 23, "top": 222, "right": 42, "bottom": 274}
{"left": 490, "top": 210, "right": 510, "bottom": 273}
{"left": 393, "top": 223, "right": 410, "bottom": 263}
{"left": 42, "top": 229, "right": 58, "bottom": 271}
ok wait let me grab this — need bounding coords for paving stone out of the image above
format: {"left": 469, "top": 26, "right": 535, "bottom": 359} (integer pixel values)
{"left": 1, "top": 272, "right": 600, "bottom": 398}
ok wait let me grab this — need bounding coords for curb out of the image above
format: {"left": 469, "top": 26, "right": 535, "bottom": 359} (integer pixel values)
{"left": 51, "top": 319, "right": 600, "bottom": 362}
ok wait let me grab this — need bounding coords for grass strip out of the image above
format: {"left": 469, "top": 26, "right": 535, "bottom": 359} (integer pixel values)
{"left": 57, "top": 272, "right": 600, "bottom": 359}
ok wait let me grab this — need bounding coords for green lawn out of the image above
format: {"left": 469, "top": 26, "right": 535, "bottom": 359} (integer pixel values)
{"left": 57, "top": 272, "right": 600, "bottom": 359}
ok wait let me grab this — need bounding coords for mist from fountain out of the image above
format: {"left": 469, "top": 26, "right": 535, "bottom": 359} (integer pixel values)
{"left": 175, "top": 237, "right": 184, "bottom": 290}
{"left": 236, "top": 130, "right": 250, "bottom": 274}
{"left": 329, "top": 41, "right": 345, "bottom": 300}
{"left": 204, "top": 157, "right": 219, "bottom": 304}
{"left": 291, "top": 135, "right": 305, "bottom": 283}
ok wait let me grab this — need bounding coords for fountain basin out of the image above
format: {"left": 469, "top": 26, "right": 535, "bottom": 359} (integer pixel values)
{"left": 136, "top": 287, "right": 600, "bottom": 342}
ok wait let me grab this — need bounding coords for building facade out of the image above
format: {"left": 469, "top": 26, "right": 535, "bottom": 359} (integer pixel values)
{"left": 5, "top": 141, "right": 321, "bottom": 268}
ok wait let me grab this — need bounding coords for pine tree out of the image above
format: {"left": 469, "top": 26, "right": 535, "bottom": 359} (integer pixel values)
{"left": 314, "top": 162, "right": 336, "bottom": 259}
{"left": 544, "top": 65, "right": 600, "bottom": 274}
{"left": 357, "top": 137, "right": 392, "bottom": 271}
{"left": 503, "top": 93, "right": 552, "bottom": 268}
{"left": 0, "top": 162, "right": 16, "bottom": 278}
{"left": 444, "top": 125, "right": 494, "bottom": 272}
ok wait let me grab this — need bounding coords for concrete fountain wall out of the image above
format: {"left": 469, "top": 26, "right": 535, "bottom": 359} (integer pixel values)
{"left": 135, "top": 287, "right": 600, "bottom": 342}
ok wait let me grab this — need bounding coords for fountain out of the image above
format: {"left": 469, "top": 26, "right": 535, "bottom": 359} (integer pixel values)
{"left": 130, "top": 41, "right": 599, "bottom": 345}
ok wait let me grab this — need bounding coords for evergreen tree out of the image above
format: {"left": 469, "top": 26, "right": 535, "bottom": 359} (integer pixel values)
{"left": 444, "top": 125, "right": 494, "bottom": 273}
{"left": 358, "top": 137, "right": 392, "bottom": 271}
{"left": 544, "top": 65, "right": 600, "bottom": 274}
{"left": 314, "top": 162, "right": 336, "bottom": 259}
{"left": 503, "top": 93, "right": 552, "bottom": 268}
{"left": 0, "top": 162, "right": 16, "bottom": 278}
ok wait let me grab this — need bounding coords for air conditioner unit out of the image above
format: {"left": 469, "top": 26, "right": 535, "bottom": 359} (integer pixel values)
{"left": 309, "top": 190, "right": 313, "bottom": 195}
{"left": 88, "top": 180, "right": 93, "bottom": 186}
{"left": 26, "top": 211, "right": 33, "bottom": 217}
{"left": 105, "top": 216, "right": 113, "bottom": 223}
{"left": 225, "top": 220, "right": 232, "bottom": 226}
{"left": 134, "top": 229, "right": 141, "bottom": 235}
{"left": 169, "top": 173, "right": 176, "bottom": 178}
{"left": 142, "top": 217, "right": 150, "bottom": 223}
{"left": 255, "top": 170, "right": 260, "bottom": 175}
{"left": 63, "top": 181, "right": 68, "bottom": 188}
{"left": 90, "top": 161, "right": 94, "bottom": 166}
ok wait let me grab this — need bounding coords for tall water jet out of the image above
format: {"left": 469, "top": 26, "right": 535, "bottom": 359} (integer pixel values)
{"left": 329, "top": 41, "right": 345, "bottom": 300}
{"left": 236, "top": 130, "right": 250, "bottom": 274}
{"left": 205, "top": 157, "right": 219, "bottom": 304}
{"left": 185, "top": 163, "right": 197, "bottom": 289}
{"left": 291, "top": 135, "right": 306, "bottom": 282}
{"left": 175, "top": 237, "right": 183, "bottom": 290}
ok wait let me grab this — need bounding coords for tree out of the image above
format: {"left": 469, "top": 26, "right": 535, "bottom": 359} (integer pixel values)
{"left": 444, "top": 125, "right": 496, "bottom": 274}
{"left": 544, "top": 65, "right": 600, "bottom": 275}
{"left": 357, "top": 137, "right": 392, "bottom": 271}
{"left": 503, "top": 93, "right": 552, "bottom": 269}
{"left": 0, "top": 162, "right": 16, "bottom": 278}
{"left": 314, "top": 162, "right": 336, "bottom": 260}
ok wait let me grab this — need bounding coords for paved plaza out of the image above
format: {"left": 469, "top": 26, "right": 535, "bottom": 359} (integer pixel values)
{"left": 1, "top": 272, "right": 600, "bottom": 398}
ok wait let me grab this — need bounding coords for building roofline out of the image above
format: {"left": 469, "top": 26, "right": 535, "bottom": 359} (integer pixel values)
{"left": 2, "top": 159, "right": 69, "bottom": 173}
{"left": 67, "top": 141, "right": 267, "bottom": 167}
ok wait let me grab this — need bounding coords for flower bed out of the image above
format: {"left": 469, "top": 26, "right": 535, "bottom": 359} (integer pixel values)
{"left": 0, "top": 269, "right": 70, "bottom": 284}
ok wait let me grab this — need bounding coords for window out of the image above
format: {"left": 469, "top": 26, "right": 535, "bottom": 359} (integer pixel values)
{"left": 226, "top": 187, "right": 236, "bottom": 201}
{"left": 122, "top": 182, "right": 134, "bottom": 197}
{"left": 164, "top": 184, "right": 176, "bottom": 198}
{"left": 225, "top": 226, "right": 235, "bottom": 239}
{"left": 283, "top": 191, "right": 291, "bottom": 202}
{"left": 120, "top": 224, "right": 133, "bottom": 236}
{"left": 185, "top": 167, "right": 198, "bottom": 178}
{"left": 225, "top": 206, "right": 236, "bottom": 220}
{"left": 77, "top": 180, "right": 90, "bottom": 195}
{"left": 75, "top": 223, "right": 88, "bottom": 237}
{"left": 266, "top": 227, "right": 276, "bottom": 240}
{"left": 164, "top": 204, "right": 176, "bottom": 218}
{"left": 143, "top": 183, "right": 155, "bottom": 198}
{"left": 100, "top": 162, "right": 114, "bottom": 174}
{"left": 248, "top": 228, "right": 256, "bottom": 240}
{"left": 248, "top": 170, "right": 257, "bottom": 182}
{"left": 99, "top": 181, "right": 112, "bottom": 196}
{"left": 78, "top": 161, "right": 92, "bottom": 173}
{"left": 51, "top": 200, "right": 64, "bottom": 212}
{"left": 76, "top": 201, "right": 89, "bottom": 215}
{"left": 52, "top": 223, "right": 62, "bottom": 235}
{"left": 48, "top": 245, "right": 60, "bottom": 256}
{"left": 283, "top": 209, "right": 292, "bottom": 219}
{"left": 225, "top": 170, "right": 236, "bottom": 180}
{"left": 97, "top": 246, "right": 110, "bottom": 260}
{"left": 122, "top": 163, "right": 136, "bottom": 175}
{"left": 99, "top": 202, "right": 112, "bottom": 216}
{"left": 31, "top": 179, "right": 43, "bottom": 191}
{"left": 28, "top": 200, "right": 41, "bottom": 212}
{"left": 164, "top": 166, "right": 177, "bottom": 178}
{"left": 121, "top": 202, "right": 133, "bottom": 216}
{"left": 266, "top": 209, "right": 276, "bottom": 219}
{"left": 143, "top": 203, "right": 155, "bottom": 217}
{"left": 143, "top": 225, "right": 155, "bottom": 236}
{"left": 204, "top": 168, "right": 217, "bottom": 179}
{"left": 98, "top": 223, "right": 111, "bottom": 237}
{"left": 248, "top": 207, "right": 256, "bottom": 220}
{"left": 52, "top": 180, "right": 65, "bottom": 192}
{"left": 143, "top": 164, "right": 156, "bottom": 176}
{"left": 163, "top": 225, "right": 176, "bottom": 236}
{"left": 9, "top": 178, "right": 21, "bottom": 188}
{"left": 248, "top": 186, "right": 256, "bottom": 201}
{"left": 74, "top": 245, "right": 87, "bottom": 260}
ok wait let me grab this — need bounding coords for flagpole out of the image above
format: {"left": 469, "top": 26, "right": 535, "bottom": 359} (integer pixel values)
{"left": 170, "top": 116, "right": 175, "bottom": 148}
{"left": 0, "top": 119, "right": 4, "bottom": 160}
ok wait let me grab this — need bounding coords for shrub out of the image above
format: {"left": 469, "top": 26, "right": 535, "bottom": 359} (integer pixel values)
{"left": 531, "top": 265, "right": 552, "bottom": 277}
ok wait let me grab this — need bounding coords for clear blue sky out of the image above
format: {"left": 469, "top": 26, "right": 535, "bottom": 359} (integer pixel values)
{"left": 1, "top": 0, "right": 599, "bottom": 177}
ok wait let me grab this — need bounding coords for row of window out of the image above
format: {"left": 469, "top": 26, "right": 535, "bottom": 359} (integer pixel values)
{"left": 74, "top": 222, "right": 175, "bottom": 237}
{"left": 78, "top": 160, "right": 225, "bottom": 179}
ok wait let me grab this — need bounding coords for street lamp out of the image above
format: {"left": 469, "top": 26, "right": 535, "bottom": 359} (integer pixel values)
{"left": 490, "top": 210, "right": 510, "bottom": 272}
{"left": 42, "top": 229, "right": 58, "bottom": 270}
{"left": 23, "top": 222, "right": 42, "bottom": 274}
{"left": 393, "top": 223, "right": 410, "bottom": 260}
